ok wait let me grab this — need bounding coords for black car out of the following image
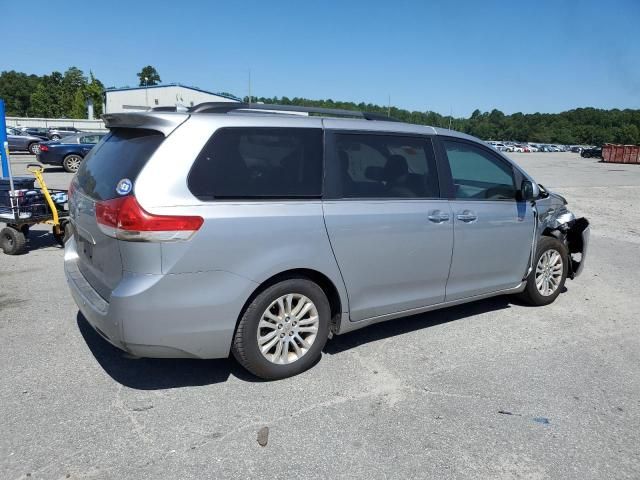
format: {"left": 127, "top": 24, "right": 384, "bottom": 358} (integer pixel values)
{"left": 19, "top": 127, "right": 50, "bottom": 140}
{"left": 581, "top": 147, "right": 602, "bottom": 159}
{"left": 47, "top": 126, "right": 81, "bottom": 140}
{"left": 38, "top": 133, "right": 105, "bottom": 172}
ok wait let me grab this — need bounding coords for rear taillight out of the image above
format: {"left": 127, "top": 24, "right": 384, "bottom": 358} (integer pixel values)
{"left": 40, "top": 145, "right": 49, "bottom": 152}
{"left": 95, "top": 195, "right": 203, "bottom": 242}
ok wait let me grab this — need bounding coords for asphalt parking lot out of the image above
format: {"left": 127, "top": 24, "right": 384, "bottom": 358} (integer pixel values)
{"left": 1, "top": 152, "right": 639, "bottom": 479}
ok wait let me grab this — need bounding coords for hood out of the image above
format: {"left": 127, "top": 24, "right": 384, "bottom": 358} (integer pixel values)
{"left": 547, "top": 190, "right": 568, "bottom": 205}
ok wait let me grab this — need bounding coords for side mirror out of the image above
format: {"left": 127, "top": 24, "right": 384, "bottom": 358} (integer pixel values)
{"left": 520, "top": 180, "right": 539, "bottom": 201}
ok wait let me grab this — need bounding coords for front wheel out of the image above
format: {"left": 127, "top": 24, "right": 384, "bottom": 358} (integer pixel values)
{"left": 517, "top": 236, "right": 568, "bottom": 306}
{"left": 53, "top": 220, "right": 69, "bottom": 247}
{"left": 232, "top": 278, "right": 331, "bottom": 380}
{"left": 62, "top": 154, "right": 83, "bottom": 173}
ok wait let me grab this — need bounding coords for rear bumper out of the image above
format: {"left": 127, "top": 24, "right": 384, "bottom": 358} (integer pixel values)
{"left": 37, "top": 152, "right": 63, "bottom": 165}
{"left": 64, "top": 236, "right": 258, "bottom": 359}
{"left": 65, "top": 242, "right": 124, "bottom": 350}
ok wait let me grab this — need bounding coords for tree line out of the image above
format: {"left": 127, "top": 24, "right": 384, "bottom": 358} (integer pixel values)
{"left": 249, "top": 96, "right": 640, "bottom": 145}
{"left": 1, "top": 66, "right": 638, "bottom": 145}
{"left": 0, "top": 68, "right": 105, "bottom": 119}
{"left": 0, "top": 66, "right": 163, "bottom": 120}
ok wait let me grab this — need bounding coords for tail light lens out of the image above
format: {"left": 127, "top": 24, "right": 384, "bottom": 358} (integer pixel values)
{"left": 95, "top": 195, "right": 203, "bottom": 242}
{"left": 40, "top": 145, "right": 49, "bottom": 152}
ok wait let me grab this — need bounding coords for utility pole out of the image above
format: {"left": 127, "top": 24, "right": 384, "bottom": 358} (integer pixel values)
{"left": 448, "top": 106, "right": 453, "bottom": 130}
{"left": 144, "top": 77, "right": 149, "bottom": 108}
{"left": 0, "top": 99, "right": 10, "bottom": 179}
{"left": 387, "top": 94, "right": 391, "bottom": 117}
{"left": 248, "top": 69, "right": 252, "bottom": 106}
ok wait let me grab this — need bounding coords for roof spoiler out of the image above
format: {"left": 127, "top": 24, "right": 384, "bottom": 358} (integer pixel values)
{"left": 101, "top": 112, "right": 190, "bottom": 136}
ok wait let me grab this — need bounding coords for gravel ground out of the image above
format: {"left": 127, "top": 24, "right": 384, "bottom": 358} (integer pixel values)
{"left": 1, "top": 152, "right": 639, "bottom": 479}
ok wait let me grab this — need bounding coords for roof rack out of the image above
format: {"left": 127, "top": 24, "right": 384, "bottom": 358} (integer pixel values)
{"left": 187, "top": 102, "right": 400, "bottom": 122}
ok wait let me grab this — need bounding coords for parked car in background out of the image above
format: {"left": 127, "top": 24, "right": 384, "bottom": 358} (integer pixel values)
{"left": 487, "top": 141, "right": 510, "bottom": 152}
{"left": 64, "top": 103, "right": 589, "bottom": 379}
{"left": 581, "top": 147, "right": 602, "bottom": 159}
{"left": 37, "top": 133, "right": 105, "bottom": 172}
{"left": 17, "top": 127, "right": 50, "bottom": 140}
{"left": 48, "top": 126, "right": 81, "bottom": 140}
{"left": 5, "top": 127, "right": 44, "bottom": 154}
{"left": 570, "top": 146, "right": 583, "bottom": 153}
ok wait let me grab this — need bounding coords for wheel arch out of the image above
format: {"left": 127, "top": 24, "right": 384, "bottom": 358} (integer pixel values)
{"left": 235, "top": 268, "right": 345, "bottom": 336}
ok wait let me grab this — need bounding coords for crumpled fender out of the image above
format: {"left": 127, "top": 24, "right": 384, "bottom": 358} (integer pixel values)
{"left": 535, "top": 192, "right": 590, "bottom": 279}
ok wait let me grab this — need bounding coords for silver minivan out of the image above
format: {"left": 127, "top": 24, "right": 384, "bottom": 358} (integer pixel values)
{"left": 65, "top": 103, "right": 590, "bottom": 379}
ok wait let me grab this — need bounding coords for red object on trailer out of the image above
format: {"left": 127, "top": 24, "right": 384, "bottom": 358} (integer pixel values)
{"left": 602, "top": 144, "right": 640, "bottom": 164}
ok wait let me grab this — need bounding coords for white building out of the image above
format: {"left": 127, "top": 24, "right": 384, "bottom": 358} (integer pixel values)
{"left": 104, "top": 83, "right": 239, "bottom": 113}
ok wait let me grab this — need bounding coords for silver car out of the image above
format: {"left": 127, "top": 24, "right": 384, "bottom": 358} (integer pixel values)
{"left": 64, "top": 103, "right": 590, "bottom": 379}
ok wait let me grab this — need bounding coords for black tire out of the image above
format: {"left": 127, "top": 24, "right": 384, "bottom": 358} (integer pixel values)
{"left": 63, "top": 221, "right": 73, "bottom": 243}
{"left": 51, "top": 134, "right": 61, "bottom": 141}
{"left": 1, "top": 227, "right": 27, "bottom": 255}
{"left": 517, "top": 236, "right": 568, "bottom": 306}
{"left": 232, "top": 278, "right": 331, "bottom": 380}
{"left": 53, "top": 226, "right": 64, "bottom": 247}
{"left": 28, "top": 142, "right": 40, "bottom": 155}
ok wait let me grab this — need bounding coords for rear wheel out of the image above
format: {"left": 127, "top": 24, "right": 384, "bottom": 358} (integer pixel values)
{"left": 517, "top": 236, "right": 568, "bottom": 306}
{"left": 1, "top": 227, "right": 27, "bottom": 255}
{"left": 51, "top": 134, "right": 61, "bottom": 141}
{"left": 62, "top": 154, "right": 83, "bottom": 173}
{"left": 232, "top": 278, "right": 331, "bottom": 380}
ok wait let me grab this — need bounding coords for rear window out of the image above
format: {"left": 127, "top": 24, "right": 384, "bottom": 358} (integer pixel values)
{"left": 76, "top": 128, "right": 164, "bottom": 200}
{"left": 188, "top": 127, "right": 323, "bottom": 200}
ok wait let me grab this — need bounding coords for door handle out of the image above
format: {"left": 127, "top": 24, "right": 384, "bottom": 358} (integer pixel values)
{"left": 428, "top": 210, "right": 450, "bottom": 223}
{"left": 456, "top": 210, "right": 477, "bottom": 222}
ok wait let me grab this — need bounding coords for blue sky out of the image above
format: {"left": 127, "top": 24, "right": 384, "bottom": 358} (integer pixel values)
{"left": 2, "top": 0, "right": 639, "bottom": 116}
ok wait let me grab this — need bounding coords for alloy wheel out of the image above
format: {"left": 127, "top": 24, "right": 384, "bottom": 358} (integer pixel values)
{"left": 256, "top": 293, "right": 319, "bottom": 365}
{"left": 535, "top": 249, "right": 563, "bottom": 296}
{"left": 64, "top": 155, "right": 82, "bottom": 173}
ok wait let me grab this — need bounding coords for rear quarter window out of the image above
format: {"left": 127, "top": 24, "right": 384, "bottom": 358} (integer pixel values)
{"left": 76, "top": 128, "right": 164, "bottom": 200}
{"left": 188, "top": 127, "right": 323, "bottom": 200}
